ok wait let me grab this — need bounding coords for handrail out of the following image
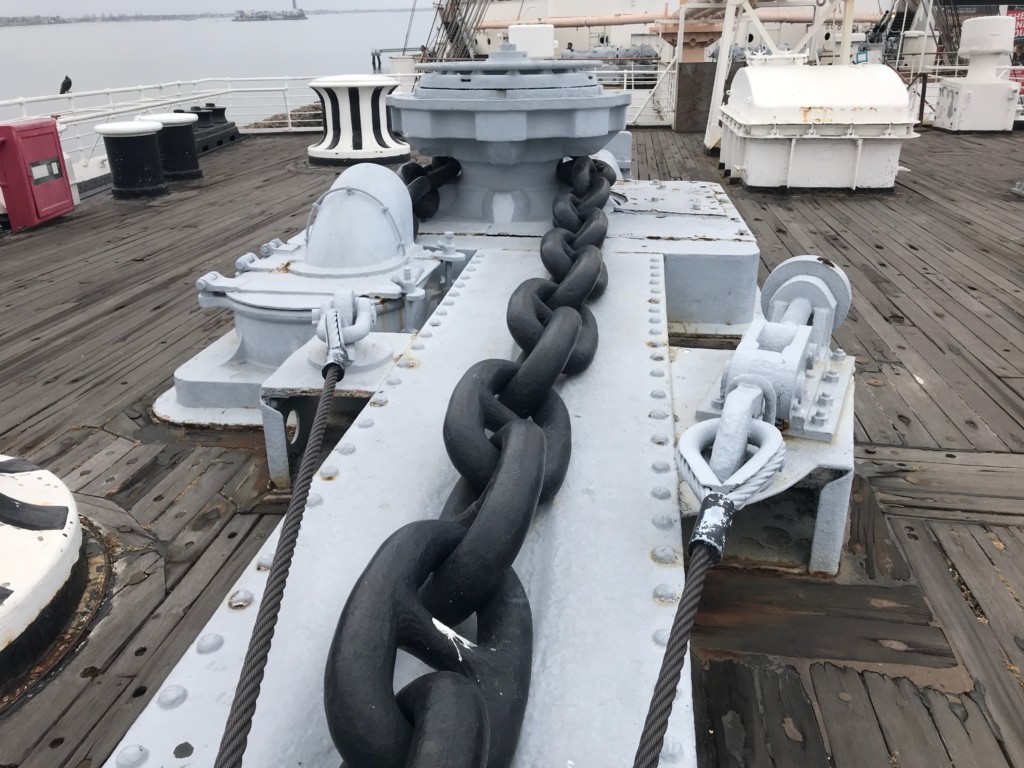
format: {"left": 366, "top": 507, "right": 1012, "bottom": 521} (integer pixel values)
{"left": 1, "top": 69, "right": 676, "bottom": 180}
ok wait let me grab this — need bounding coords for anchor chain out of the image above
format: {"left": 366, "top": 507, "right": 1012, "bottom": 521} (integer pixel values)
{"left": 400, "top": 156, "right": 462, "bottom": 221}
{"left": 324, "top": 156, "right": 618, "bottom": 768}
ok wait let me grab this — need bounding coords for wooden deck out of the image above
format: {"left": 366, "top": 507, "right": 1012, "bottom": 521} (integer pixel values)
{"left": 634, "top": 128, "right": 1024, "bottom": 768}
{"left": 0, "top": 128, "right": 1022, "bottom": 767}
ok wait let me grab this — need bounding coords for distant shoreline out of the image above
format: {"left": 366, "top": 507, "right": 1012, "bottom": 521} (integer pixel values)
{"left": 0, "top": 9, "right": 429, "bottom": 28}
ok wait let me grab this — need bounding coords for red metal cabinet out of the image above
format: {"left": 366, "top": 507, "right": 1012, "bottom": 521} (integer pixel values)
{"left": 0, "top": 118, "right": 75, "bottom": 233}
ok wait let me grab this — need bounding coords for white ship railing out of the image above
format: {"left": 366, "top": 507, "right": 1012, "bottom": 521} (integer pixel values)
{"left": 0, "top": 77, "right": 323, "bottom": 172}
{"left": 0, "top": 69, "right": 674, "bottom": 177}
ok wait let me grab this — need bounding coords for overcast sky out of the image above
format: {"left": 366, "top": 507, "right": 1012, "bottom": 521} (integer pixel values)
{"left": 1, "top": 1, "right": 417, "bottom": 14}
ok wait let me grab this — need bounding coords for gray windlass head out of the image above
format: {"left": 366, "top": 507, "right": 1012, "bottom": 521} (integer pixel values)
{"left": 388, "top": 46, "right": 630, "bottom": 223}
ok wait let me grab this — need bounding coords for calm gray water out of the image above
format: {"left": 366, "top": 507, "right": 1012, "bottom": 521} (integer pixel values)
{"left": 0, "top": 12, "right": 433, "bottom": 103}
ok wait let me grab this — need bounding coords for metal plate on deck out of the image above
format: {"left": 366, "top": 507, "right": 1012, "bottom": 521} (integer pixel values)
{"left": 612, "top": 179, "right": 732, "bottom": 217}
{"left": 106, "top": 247, "right": 696, "bottom": 768}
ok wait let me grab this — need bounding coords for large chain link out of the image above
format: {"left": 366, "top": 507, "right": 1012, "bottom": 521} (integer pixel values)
{"left": 324, "top": 156, "right": 618, "bottom": 768}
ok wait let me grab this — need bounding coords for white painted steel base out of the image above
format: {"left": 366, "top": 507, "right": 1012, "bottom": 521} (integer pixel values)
{"left": 0, "top": 456, "right": 82, "bottom": 654}
{"left": 105, "top": 181, "right": 800, "bottom": 768}
{"left": 260, "top": 331, "right": 414, "bottom": 488}
{"left": 105, "top": 213, "right": 714, "bottom": 768}
{"left": 307, "top": 75, "right": 409, "bottom": 165}
{"left": 670, "top": 348, "right": 855, "bottom": 574}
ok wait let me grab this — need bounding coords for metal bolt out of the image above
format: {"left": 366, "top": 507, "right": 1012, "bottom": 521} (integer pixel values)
{"left": 651, "top": 389, "right": 667, "bottom": 399}
{"left": 429, "top": 319, "right": 442, "bottom": 326}
{"left": 831, "top": 348, "right": 846, "bottom": 361}
{"left": 411, "top": 341, "right": 425, "bottom": 350}
{"left": 436, "top": 309, "right": 448, "bottom": 316}
{"left": 651, "top": 460, "right": 671, "bottom": 473}
{"left": 156, "top": 685, "right": 188, "bottom": 710}
{"left": 817, "top": 392, "right": 833, "bottom": 405}
{"left": 651, "top": 545, "right": 679, "bottom": 564}
{"left": 811, "top": 409, "right": 827, "bottom": 425}
{"left": 358, "top": 418, "right": 375, "bottom": 429}
{"left": 651, "top": 433, "right": 670, "bottom": 445}
{"left": 385, "top": 377, "right": 401, "bottom": 386}
{"left": 660, "top": 739, "right": 685, "bottom": 763}
{"left": 650, "top": 369, "right": 665, "bottom": 378}
{"left": 653, "top": 628, "right": 671, "bottom": 646}
{"left": 196, "top": 633, "right": 224, "bottom": 654}
{"left": 229, "top": 590, "right": 254, "bottom": 609}
{"left": 649, "top": 409, "right": 669, "bottom": 420}
{"left": 823, "top": 369, "right": 840, "bottom": 383}
{"left": 653, "top": 584, "right": 680, "bottom": 603}
{"left": 419, "top": 331, "right": 433, "bottom": 338}
{"left": 320, "top": 465, "right": 339, "bottom": 479}
{"left": 338, "top": 444, "right": 356, "bottom": 455}
{"left": 443, "top": 299, "right": 455, "bottom": 306}
{"left": 651, "top": 486, "right": 672, "bottom": 500}
{"left": 115, "top": 745, "right": 150, "bottom": 768}
{"left": 257, "top": 553, "right": 274, "bottom": 570}
{"left": 651, "top": 514, "right": 675, "bottom": 530}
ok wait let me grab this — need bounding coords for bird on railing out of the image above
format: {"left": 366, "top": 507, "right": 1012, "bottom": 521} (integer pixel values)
{"left": 60, "top": 75, "right": 72, "bottom": 95}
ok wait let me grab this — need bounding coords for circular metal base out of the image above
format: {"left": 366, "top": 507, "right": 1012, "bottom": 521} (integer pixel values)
{"left": 307, "top": 152, "right": 410, "bottom": 168}
{"left": 165, "top": 169, "right": 204, "bottom": 182}
{"left": 112, "top": 184, "right": 170, "bottom": 200}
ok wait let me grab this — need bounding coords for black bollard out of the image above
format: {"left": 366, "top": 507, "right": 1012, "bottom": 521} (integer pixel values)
{"left": 145, "top": 113, "right": 203, "bottom": 181}
{"left": 94, "top": 120, "right": 168, "bottom": 199}
{"left": 188, "top": 106, "right": 216, "bottom": 129}
{"left": 204, "top": 103, "right": 229, "bottom": 124}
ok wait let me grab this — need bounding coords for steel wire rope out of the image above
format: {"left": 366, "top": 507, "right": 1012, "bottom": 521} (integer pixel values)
{"left": 634, "top": 415, "right": 786, "bottom": 766}
{"left": 402, "top": 0, "right": 419, "bottom": 54}
{"left": 213, "top": 363, "right": 343, "bottom": 768}
{"left": 633, "top": 544, "right": 713, "bottom": 768}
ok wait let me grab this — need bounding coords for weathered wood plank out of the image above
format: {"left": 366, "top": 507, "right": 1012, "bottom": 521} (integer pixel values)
{"left": 695, "top": 569, "right": 953, "bottom": 667}
{"left": 892, "top": 518, "right": 1024, "bottom": 763}
{"left": 811, "top": 663, "right": 894, "bottom": 768}
{"left": 863, "top": 673, "right": 953, "bottom": 768}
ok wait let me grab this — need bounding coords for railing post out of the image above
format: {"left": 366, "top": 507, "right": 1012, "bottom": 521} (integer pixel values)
{"left": 918, "top": 72, "right": 929, "bottom": 124}
{"left": 284, "top": 79, "right": 293, "bottom": 131}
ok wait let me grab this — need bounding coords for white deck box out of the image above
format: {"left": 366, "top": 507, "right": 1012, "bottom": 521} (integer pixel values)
{"left": 720, "top": 61, "right": 915, "bottom": 190}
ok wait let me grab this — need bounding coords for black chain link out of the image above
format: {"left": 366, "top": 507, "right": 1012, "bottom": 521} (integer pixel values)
{"left": 324, "top": 156, "right": 617, "bottom": 768}
{"left": 400, "top": 156, "right": 462, "bottom": 221}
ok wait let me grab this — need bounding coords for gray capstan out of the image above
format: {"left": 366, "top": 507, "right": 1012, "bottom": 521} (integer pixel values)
{"left": 389, "top": 45, "right": 630, "bottom": 223}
